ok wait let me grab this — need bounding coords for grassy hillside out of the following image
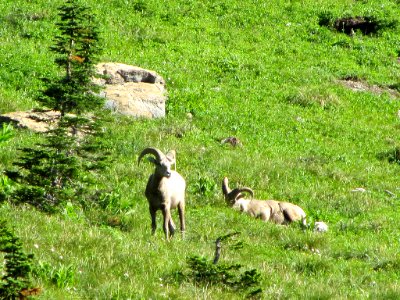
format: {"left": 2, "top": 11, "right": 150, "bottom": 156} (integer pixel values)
{"left": 1, "top": 0, "right": 400, "bottom": 299}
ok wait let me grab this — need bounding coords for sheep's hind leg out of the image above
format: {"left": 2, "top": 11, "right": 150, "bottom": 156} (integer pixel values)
{"left": 282, "top": 209, "right": 295, "bottom": 224}
{"left": 178, "top": 202, "right": 186, "bottom": 238}
{"left": 168, "top": 219, "right": 176, "bottom": 237}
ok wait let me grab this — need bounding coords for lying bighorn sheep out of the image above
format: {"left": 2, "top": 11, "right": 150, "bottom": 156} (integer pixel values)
{"left": 222, "top": 177, "right": 306, "bottom": 225}
{"left": 138, "top": 147, "right": 186, "bottom": 240}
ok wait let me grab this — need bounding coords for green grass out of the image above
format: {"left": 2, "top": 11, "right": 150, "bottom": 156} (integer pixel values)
{"left": 1, "top": 0, "right": 400, "bottom": 299}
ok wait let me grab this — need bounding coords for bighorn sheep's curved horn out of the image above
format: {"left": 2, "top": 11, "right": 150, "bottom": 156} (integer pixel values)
{"left": 138, "top": 147, "right": 165, "bottom": 165}
{"left": 235, "top": 187, "right": 254, "bottom": 200}
{"left": 222, "top": 177, "right": 232, "bottom": 197}
{"left": 227, "top": 187, "right": 253, "bottom": 201}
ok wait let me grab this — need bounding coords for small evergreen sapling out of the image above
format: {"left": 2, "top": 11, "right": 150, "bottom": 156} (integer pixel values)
{"left": 38, "top": 0, "right": 103, "bottom": 116}
{"left": 0, "top": 220, "right": 38, "bottom": 299}
{"left": 7, "top": 0, "right": 110, "bottom": 212}
{"left": 174, "top": 232, "right": 263, "bottom": 298}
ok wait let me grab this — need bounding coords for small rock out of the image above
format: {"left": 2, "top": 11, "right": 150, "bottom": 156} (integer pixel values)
{"left": 351, "top": 187, "right": 366, "bottom": 193}
{"left": 314, "top": 221, "right": 328, "bottom": 233}
{"left": 221, "top": 136, "right": 242, "bottom": 147}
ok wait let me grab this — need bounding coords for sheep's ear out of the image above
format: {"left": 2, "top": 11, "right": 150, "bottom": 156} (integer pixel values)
{"left": 165, "top": 150, "right": 176, "bottom": 163}
{"left": 166, "top": 150, "right": 176, "bottom": 171}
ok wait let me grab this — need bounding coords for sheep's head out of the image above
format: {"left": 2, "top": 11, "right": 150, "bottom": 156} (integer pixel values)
{"left": 222, "top": 177, "right": 254, "bottom": 206}
{"left": 138, "top": 147, "right": 176, "bottom": 178}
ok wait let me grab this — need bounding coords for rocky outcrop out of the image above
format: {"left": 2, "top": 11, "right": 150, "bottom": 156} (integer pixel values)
{"left": 94, "top": 63, "right": 167, "bottom": 118}
{"left": 0, "top": 63, "right": 168, "bottom": 132}
{"left": 0, "top": 110, "right": 61, "bottom": 132}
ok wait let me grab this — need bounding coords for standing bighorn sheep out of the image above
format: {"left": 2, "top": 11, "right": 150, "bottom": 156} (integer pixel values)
{"left": 222, "top": 177, "right": 306, "bottom": 226}
{"left": 138, "top": 147, "right": 186, "bottom": 240}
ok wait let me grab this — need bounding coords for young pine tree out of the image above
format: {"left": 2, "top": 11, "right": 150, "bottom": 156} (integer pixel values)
{"left": 38, "top": 0, "right": 103, "bottom": 116}
{"left": 7, "top": 0, "right": 109, "bottom": 213}
{"left": 0, "top": 220, "right": 36, "bottom": 299}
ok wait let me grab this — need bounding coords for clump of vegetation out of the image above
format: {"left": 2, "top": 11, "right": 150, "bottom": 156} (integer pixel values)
{"left": 171, "top": 233, "right": 262, "bottom": 298}
{"left": 279, "top": 230, "right": 327, "bottom": 252}
{"left": 193, "top": 175, "right": 218, "bottom": 197}
{"left": 293, "top": 256, "right": 333, "bottom": 276}
{"left": 373, "top": 259, "right": 400, "bottom": 272}
{"left": 388, "top": 147, "right": 400, "bottom": 165}
{"left": 34, "top": 261, "right": 76, "bottom": 289}
{"left": 285, "top": 86, "right": 340, "bottom": 109}
{"left": 377, "top": 146, "right": 400, "bottom": 165}
{"left": 0, "top": 123, "right": 13, "bottom": 143}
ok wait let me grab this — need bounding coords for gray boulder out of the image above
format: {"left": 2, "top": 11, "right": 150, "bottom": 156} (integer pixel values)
{"left": 94, "top": 63, "right": 167, "bottom": 118}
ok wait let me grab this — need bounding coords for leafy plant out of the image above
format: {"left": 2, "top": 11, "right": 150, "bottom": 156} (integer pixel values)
{"left": 0, "top": 175, "right": 14, "bottom": 199}
{"left": 51, "top": 264, "right": 76, "bottom": 289}
{"left": 279, "top": 231, "right": 326, "bottom": 252}
{"left": 193, "top": 176, "right": 218, "bottom": 197}
{"left": 0, "top": 123, "right": 13, "bottom": 143}
{"left": 0, "top": 123, "right": 14, "bottom": 202}
{"left": 34, "top": 261, "right": 76, "bottom": 289}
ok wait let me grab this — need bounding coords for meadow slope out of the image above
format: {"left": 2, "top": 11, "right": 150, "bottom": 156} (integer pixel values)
{"left": 1, "top": 0, "right": 400, "bottom": 299}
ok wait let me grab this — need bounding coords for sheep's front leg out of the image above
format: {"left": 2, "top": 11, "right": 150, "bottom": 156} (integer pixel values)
{"left": 178, "top": 202, "right": 186, "bottom": 238}
{"left": 150, "top": 207, "right": 157, "bottom": 235}
{"left": 162, "top": 209, "right": 172, "bottom": 241}
{"left": 260, "top": 206, "right": 272, "bottom": 222}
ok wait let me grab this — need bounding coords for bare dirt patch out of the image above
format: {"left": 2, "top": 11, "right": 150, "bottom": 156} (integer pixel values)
{"left": 333, "top": 17, "right": 379, "bottom": 36}
{"left": 318, "top": 13, "right": 397, "bottom": 36}
{"left": 338, "top": 78, "right": 400, "bottom": 99}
